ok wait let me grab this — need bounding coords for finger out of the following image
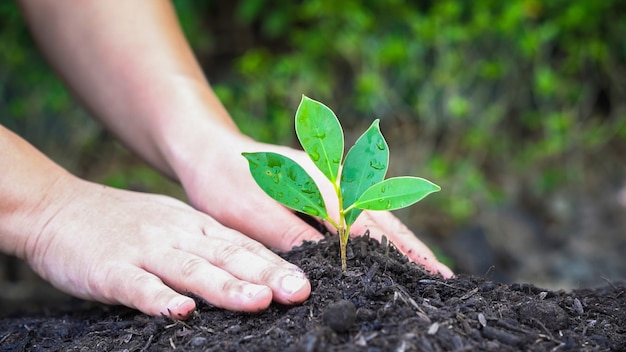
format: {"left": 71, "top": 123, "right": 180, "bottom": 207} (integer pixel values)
{"left": 214, "top": 193, "right": 325, "bottom": 252}
{"left": 350, "top": 211, "right": 453, "bottom": 278}
{"left": 89, "top": 264, "right": 197, "bottom": 319}
{"left": 175, "top": 230, "right": 311, "bottom": 305}
{"left": 141, "top": 248, "right": 278, "bottom": 312}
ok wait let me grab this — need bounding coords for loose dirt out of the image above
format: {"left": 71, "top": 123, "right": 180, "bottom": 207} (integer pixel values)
{"left": 1, "top": 234, "right": 624, "bottom": 351}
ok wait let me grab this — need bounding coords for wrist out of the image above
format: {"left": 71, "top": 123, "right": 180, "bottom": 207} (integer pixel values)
{"left": 150, "top": 83, "right": 249, "bottom": 182}
{"left": 159, "top": 116, "right": 248, "bottom": 191}
{"left": 0, "top": 126, "right": 79, "bottom": 261}
{"left": 0, "top": 167, "right": 74, "bottom": 262}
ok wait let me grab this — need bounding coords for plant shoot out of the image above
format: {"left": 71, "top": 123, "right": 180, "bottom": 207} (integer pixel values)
{"left": 243, "top": 96, "right": 440, "bottom": 270}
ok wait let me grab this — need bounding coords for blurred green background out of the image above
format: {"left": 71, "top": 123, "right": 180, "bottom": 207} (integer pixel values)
{"left": 1, "top": 1, "right": 625, "bottom": 291}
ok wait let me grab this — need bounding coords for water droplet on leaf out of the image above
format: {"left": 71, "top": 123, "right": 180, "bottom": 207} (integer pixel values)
{"left": 286, "top": 166, "right": 298, "bottom": 181}
{"left": 369, "top": 160, "right": 385, "bottom": 170}
{"left": 301, "top": 183, "right": 316, "bottom": 194}
{"left": 301, "top": 205, "right": 319, "bottom": 216}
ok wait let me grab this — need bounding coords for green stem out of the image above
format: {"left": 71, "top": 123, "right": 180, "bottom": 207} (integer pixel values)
{"left": 338, "top": 205, "right": 347, "bottom": 271}
{"left": 339, "top": 226, "right": 347, "bottom": 271}
{"left": 333, "top": 177, "right": 349, "bottom": 271}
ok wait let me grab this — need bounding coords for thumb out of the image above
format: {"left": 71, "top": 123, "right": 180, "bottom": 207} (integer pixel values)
{"left": 209, "top": 198, "right": 325, "bottom": 252}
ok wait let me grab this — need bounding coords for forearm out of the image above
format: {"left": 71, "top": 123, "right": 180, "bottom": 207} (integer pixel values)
{"left": 0, "top": 125, "right": 74, "bottom": 260}
{"left": 17, "top": 0, "right": 240, "bottom": 180}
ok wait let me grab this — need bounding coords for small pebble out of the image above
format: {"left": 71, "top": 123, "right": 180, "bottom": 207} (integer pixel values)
{"left": 322, "top": 299, "right": 356, "bottom": 333}
{"left": 189, "top": 336, "right": 207, "bottom": 347}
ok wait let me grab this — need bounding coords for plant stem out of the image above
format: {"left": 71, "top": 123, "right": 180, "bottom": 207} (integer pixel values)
{"left": 333, "top": 176, "right": 350, "bottom": 271}
{"left": 339, "top": 226, "right": 347, "bottom": 271}
{"left": 337, "top": 205, "right": 348, "bottom": 270}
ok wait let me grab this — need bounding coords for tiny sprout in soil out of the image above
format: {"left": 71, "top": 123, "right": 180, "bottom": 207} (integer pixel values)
{"left": 243, "top": 95, "right": 440, "bottom": 270}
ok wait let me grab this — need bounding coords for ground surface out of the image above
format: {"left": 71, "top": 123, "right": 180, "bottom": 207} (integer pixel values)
{"left": 0, "top": 235, "right": 624, "bottom": 352}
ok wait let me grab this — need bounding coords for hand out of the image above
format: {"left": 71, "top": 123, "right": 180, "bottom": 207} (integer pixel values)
{"left": 24, "top": 176, "right": 310, "bottom": 319}
{"left": 178, "top": 133, "right": 453, "bottom": 278}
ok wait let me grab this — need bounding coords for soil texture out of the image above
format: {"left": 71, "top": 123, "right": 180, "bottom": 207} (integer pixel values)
{"left": 1, "top": 234, "right": 624, "bottom": 351}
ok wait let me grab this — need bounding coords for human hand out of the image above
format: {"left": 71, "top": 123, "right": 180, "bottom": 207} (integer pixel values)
{"left": 177, "top": 133, "right": 453, "bottom": 278}
{"left": 23, "top": 176, "right": 310, "bottom": 319}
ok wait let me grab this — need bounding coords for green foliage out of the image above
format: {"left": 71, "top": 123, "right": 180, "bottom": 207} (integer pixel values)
{"left": 0, "top": 3, "right": 183, "bottom": 196}
{"left": 2, "top": 1, "right": 624, "bottom": 229}
{"left": 205, "top": 0, "right": 626, "bottom": 223}
{"left": 0, "top": 3, "right": 97, "bottom": 169}
{"left": 244, "top": 96, "right": 440, "bottom": 269}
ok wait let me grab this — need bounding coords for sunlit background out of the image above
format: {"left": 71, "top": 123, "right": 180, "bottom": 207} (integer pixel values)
{"left": 1, "top": 1, "right": 625, "bottom": 308}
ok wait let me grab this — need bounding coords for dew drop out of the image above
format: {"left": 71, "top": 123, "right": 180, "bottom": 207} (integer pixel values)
{"left": 369, "top": 160, "right": 385, "bottom": 170}
{"left": 294, "top": 198, "right": 300, "bottom": 203}
{"left": 286, "top": 166, "right": 297, "bottom": 181}
{"left": 301, "top": 184, "right": 315, "bottom": 194}
{"left": 376, "top": 141, "right": 386, "bottom": 151}
{"left": 310, "top": 151, "right": 321, "bottom": 161}
{"left": 301, "top": 205, "right": 319, "bottom": 216}
{"left": 385, "top": 200, "right": 392, "bottom": 209}
{"left": 314, "top": 132, "right": 326, "bottom": 139}
{"left": 380, "top": 186, "right": 386, "bottom": 193}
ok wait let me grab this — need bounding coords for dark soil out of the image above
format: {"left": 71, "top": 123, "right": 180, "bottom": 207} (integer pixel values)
{"left": 1, "top": 234, "right": 624, "bottom": 352}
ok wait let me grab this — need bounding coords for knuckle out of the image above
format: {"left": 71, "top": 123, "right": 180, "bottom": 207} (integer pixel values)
{"left": 178, "top": 256, "right": 207, "bottom": 280}
{"left": 256, "top": 265, "right": 282, "bottom": 285}
{"left": 217, "top": 278, "right": 241, "bottom": 295}
{"left": 211, "top": 243, "right": 247, "bottom": 268}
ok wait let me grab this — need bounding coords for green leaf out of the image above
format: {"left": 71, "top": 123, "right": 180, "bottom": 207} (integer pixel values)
{"left": 243, "top": 152, "right": 329, "bottom": 219}
{"left": 354, "top": 176, "right": 440, "bottom": 211}
{"left": 295, "top": 95, "right": 344, "bottom": 183}
{"left": 340, "top": 119, "right": 389, "bottom": 225}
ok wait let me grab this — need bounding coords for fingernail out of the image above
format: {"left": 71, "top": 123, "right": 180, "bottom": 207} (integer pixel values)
{"left": 169, "top": 296, "right": 193, "bottom": 311}
{"left": 243, "top": 284, "right": 268, "bottom": 299}
{"left": 281, "top": 274, "right": 308, "bottom": 295}
{"left": 438, "top": 263, "right": 455, "bottom": 279}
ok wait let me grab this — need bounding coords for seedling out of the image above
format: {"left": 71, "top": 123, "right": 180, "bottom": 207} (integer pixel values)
{"left": 243, "top": 96, "right": 440, "bottom": 270}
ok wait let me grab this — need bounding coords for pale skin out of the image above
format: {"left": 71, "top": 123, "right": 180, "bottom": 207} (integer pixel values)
{"left": 0, "top": 0, "right": 453, "bottom": 320}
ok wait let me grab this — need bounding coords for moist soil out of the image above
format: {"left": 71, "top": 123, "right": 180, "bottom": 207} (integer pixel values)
{"left": 0, "top": 234, "right": 624, "bottom": 352}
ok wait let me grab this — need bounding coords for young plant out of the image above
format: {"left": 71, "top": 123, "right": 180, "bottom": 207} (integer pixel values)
{"left": 243, "top": 96, "right": 440, "bottom": 271}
